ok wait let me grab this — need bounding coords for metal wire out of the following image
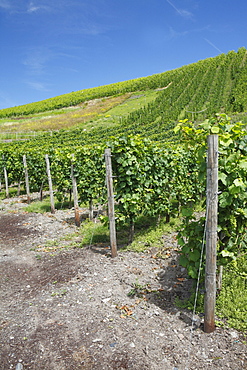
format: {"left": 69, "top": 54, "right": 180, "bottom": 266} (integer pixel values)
{"left": 185, "top": 204, "right": 209, "bottom": 370}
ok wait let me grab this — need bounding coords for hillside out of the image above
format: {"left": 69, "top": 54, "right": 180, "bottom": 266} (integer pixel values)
{"left": 0, "top": 47, "right": 247, "bottom": 145}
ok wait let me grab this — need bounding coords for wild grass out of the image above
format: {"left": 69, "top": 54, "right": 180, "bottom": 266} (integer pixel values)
{"left": 25, "top": 196, "right": 73, "bottom": 213}
{"left": 78, "top": 213, "right": 180, "bottom": 254}
{"left": 0, "top": 90, "right": 158, "bottom": 139}
{"left": 216, "top": 255, "right": 247, "bottom": 331}
{"left": 0, "top": 94, "right": 129, "bottom": 133}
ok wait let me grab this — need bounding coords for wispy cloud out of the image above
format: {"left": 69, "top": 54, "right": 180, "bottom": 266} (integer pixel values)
{"left": 22, "top": 47, "right": 52, "bottom": 75}
{"left": 27, "top": 1, "right": 50, "bottom": 13}
{"left": 204, "top": 38, "right": 223, "bottom": 53}
{"left": 0, "top": 0, "right": 106, "bottom": 37}
{"left": 166, "top": 0, "right": 193, "bottom": 19}
{"left": 0, "top": 0, "right": 52, "bottom": 14}
{"left": 168, "top": 25, "right": 210, "bottom": 40}
{"left": 168, "top": 27, "right": 189, "bottom": 38}
{"left": 0, "top": 0, "right": 11, "bottom": 10}
{"left": 25, "top": 80, "right": 51, "bottom": 92}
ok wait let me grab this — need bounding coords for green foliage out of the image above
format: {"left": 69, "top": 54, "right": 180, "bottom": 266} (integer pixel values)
{"left": 176, "top": 114, "right": 247, "bottom": 278}
{"left": 216, "top": 255, "right": 247, "bottom": 331}
{"left": 178, "top": 215, "right": 206, "bottom": 279}
{"left": 105, "top": 135, "right": 202, "bottom": 233}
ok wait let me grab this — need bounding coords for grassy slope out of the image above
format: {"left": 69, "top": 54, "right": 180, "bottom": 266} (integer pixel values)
{"left": 0, "top": 90, "right": 159, "bottom": 140}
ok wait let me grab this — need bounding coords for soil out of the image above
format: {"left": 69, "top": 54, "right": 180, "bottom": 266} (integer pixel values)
{"left": 0, "top": 194, "right": 246, "bottom": 370}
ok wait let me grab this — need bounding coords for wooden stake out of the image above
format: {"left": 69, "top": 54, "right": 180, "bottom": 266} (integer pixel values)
{"left": 45, "top": 154, "right": 55, "bottom": 214}
{"left": 3, "top": 164, "right": 9, "bottom": 198}
{"left": 71, "top": 155, "right": 80, "bottom": 227}
{"left": 39, "top": 181, "right": 44, "bottom": 201}
{"left": 105, "top": 149, "right": 117, "bottom": 258}
{"left": 204, "top": 134, "right": 218, "bottom": 333}
{"left": 89, "top": 198, "right": 94, "bottom": 221}
{"left": 23, "top": 154, "right": 31, "bottom": 204}
{"left": 17, "top": 181, "right": 21, "bottom": 196}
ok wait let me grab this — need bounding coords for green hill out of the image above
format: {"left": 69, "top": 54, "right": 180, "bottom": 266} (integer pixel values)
{"left": 1, "top": 47, "right": 247, "bottom": 145}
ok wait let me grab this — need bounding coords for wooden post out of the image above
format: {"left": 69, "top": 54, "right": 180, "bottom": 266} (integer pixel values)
{"left": 204, "top": 134, "right": 218, "bottom": 333}
{"left": 105, "top": 149, "right": 117, "bottom": 258}
{"left": 23, "top": 154, "right": 31, "bottom": 204}
{"left": 89, "top": 198, "right": 94, "bottom": 221}
{"left": 17, "top": 181, "right": 21, "bottom": 196}
{"left": 39, "top": 180, "right": 44, "bottom": 201}
{"left": 71, "top": 155, "right": 80, "bottom": 227}
{"left": 45, "top": 154, "right": 55, "bottom": 214}
{"left": 3, "top": 163, "right": 9, "bottom": 199}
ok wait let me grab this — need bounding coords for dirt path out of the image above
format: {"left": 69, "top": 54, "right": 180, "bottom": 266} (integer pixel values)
{"left": 0, "top": 195, "right": 246, "bottom": 369}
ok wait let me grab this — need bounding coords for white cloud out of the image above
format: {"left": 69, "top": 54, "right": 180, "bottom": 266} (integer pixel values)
{"left": 166, "top": 0, "right": 193, "bottom": 19}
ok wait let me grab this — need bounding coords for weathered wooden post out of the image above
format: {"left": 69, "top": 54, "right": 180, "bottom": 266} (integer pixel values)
{"left": 204, "top": 134, "right": 218, "bottom": 333}
{"left": 45, "top": 154, "right": 55, "bottom": 214}
{"left": 89, "top": 198, "right": 94, "bottom": 221}
{"left": 105, "top": 149, "right": 117, "bottom": 258}
{"left": 71, "top": 155, "right": 80, "bottom": 227}
{"left": 23, "top": 154, "right": 31, "bottom": 204}
{"left": 3, "top": 155, "right": 9, "bottom": 198}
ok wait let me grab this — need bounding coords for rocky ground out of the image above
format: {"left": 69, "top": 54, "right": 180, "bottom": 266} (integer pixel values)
{"left": 0, "top": 194, "right": 246, "bottom": 370}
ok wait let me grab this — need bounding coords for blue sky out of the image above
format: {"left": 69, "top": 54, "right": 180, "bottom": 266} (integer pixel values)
{"left": 0, "top": 0, "right": 246, "bottom": 109}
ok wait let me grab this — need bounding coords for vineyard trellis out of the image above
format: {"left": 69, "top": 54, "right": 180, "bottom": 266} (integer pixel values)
{"left": 1, "top": 114, "right": 246, "bottom": 274}
{"left": 1, "top": 115, "right": 247, "bottom": 333}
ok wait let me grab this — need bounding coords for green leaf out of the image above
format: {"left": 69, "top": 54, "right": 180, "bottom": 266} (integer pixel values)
{"left": 211, "top": 126, "right": 220, "bottom": 134}
{"left": 239, "top": 160, "right": 247, "bottom": 170}
{"left": 218, "top": 172, "right": 227, "bottom": 185}
{"left": 189, "top": 249, "right": 201, "bottom": 262}
{"left": 177, "top": 237, "right": 185, "bottom": 246}
{"left": 181, "top": 207, "right": 194, "bottom": 217}
{"left": 220, "top": 250, "right": 236, "bottom": 259}
{"left": 179, "top": 255, "right": 189, "bottom": 267}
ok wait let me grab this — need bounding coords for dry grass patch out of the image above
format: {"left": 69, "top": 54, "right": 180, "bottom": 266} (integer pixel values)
{"left": 0, "top": 94, "right": 131, "bottom": 132}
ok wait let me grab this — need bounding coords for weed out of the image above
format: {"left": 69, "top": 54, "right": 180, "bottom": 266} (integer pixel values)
{"left": 51, "top": 289, "right": 67, "bottom": 297}
{"left": 127, "top": 280, "right": 153, "bottom": 298}
{"left": 79, "top": 220, "right": 110, "bottom": 246}
{"left": 126, "top": 215, "right": 181, "bottom": 253}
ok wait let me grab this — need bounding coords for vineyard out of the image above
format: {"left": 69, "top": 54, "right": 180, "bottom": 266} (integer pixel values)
{"left": 0, "top": 48, "right": 247, "bottom": 336}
